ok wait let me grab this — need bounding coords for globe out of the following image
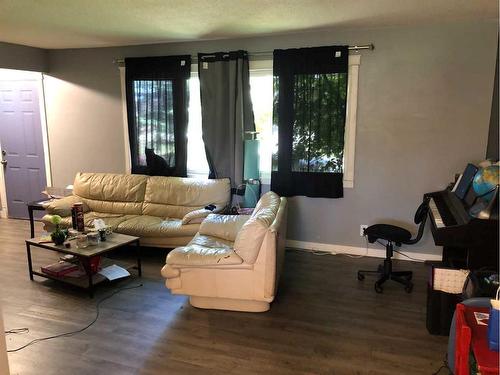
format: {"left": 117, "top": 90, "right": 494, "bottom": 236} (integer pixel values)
{"left": 472, "top": 165, "right": 499, "bottom": 202}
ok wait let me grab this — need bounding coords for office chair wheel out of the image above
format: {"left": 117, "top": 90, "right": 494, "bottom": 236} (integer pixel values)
{"left": 404, "top": 283, "right": 414, "bottom": 293}
{"left": 374, "top": 283, "right": 383, "bottom": 294}
{"left": 357, "top": 272, "right": 365, "bottom": 281}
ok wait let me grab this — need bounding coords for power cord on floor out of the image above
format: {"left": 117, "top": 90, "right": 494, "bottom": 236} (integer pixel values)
{"left": 340, "top": 236, "right": 369, "bottom": 258}
{"left": 431, "top": 354, "right": 452, "bottom": 375}
{"left": 291, "top": 236, "right": 370, "bottom": 258}
{"left": 431, "top": 364, "right": 452, "bottom": 375}
{"left": 5, "top": 283, "right": 143, "bottom": 353}
{"left": 393, "top": 249, "right": 423, "bottom": 262}
{"left": 375, "top": 240, "right": 424, "bottom": 263}
{"left": 335, "top": 236, "right": 368, "bottom": 258}
{"left": 292, "top": 237, "right": 423, "bottom": 262}
{"left": 4, "top": 328, "right": 29, "bottom": 335}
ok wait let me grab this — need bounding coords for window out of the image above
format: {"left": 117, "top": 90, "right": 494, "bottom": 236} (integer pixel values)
{"left": 289, "top": 72, "right": 347, "bottom": 173}
{"left": 124, "top": 55, "right": 190, "bottom": 176}
{"left": 186, "top": 60, "right": 274, "bottom": 181}
{"left": 121, "top": 55, "right": 359, "bottom": 185}
{"left": 132, "top": 80, "right": 175, "bottom": 166}
{"left": 186, "top": 72, "right": 209, "bottom": 177}
{"left": 270, "top": 54, "right": 360, "bottom": 189}
{"left": 248, "top": 60, "right": 274, "bottom": 183}
{"left": 271, "top": 47, "right": 357, "bottom": 198}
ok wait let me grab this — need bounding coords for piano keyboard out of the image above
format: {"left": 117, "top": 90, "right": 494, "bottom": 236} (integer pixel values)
{"left": 429, "top": 198, "right": 445, "bottom": 228}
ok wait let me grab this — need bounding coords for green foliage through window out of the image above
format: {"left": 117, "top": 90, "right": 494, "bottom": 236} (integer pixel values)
{"left": 272, "top": 72, "right": 347, "bottom": 173}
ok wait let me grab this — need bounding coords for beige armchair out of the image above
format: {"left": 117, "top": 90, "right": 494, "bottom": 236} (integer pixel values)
{"left": 161, "top": 191, "right": 288, "bottom": 312}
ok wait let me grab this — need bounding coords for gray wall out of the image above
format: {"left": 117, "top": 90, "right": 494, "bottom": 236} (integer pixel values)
{"left": 44, "top": 21, "right": 498, "bottom": 255}
{"left": 0, "top": 42, "right": 47, "bottom": 72}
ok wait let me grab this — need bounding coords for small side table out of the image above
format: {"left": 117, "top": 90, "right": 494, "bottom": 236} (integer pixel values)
{"left": 27, "top": 199, "right": 54, "bottom": 238}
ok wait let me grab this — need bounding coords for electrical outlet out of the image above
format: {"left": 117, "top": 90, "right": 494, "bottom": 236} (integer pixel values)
{"left": 360, "top": 225, "right": 368, "bottom": 237}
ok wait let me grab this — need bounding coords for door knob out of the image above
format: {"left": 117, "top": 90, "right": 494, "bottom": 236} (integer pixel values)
{"left": 0, "top": 160, "right": 6, "bottom": 166}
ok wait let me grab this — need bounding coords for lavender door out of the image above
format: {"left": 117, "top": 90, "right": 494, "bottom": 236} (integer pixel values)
{"left": 0, "top": 79, "right": 47, "bottom": 219}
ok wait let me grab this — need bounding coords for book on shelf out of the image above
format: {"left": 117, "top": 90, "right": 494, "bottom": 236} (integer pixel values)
{"left": 41, "top": 261, "right": 79, "bottom": 277}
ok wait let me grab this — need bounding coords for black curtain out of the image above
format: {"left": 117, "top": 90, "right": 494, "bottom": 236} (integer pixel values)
{"left": 125, "top": 55, "right": 191, "bottom": 176}
{"left": 271, "top": 46, "right": 349, "bottom": 198}
{"left": 198, "top": 50, "right": 255, "bottom": 187}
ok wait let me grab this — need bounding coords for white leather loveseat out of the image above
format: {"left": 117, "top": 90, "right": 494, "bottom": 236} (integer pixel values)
{"left": 161, "top": 191, "right": 287, "bottom": 312}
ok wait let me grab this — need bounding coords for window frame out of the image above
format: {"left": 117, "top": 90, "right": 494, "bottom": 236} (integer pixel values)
{"left": 343, "top": 54, "right": 361, "bottom": 188}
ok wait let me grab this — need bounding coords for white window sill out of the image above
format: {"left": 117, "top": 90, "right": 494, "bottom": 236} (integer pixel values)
{"left": 187, "top": 171, "right": 208, "bottom": 179}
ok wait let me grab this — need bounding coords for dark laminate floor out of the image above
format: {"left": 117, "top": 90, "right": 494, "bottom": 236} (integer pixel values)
{"left": 0, "top": 218, "right": 448, "bottom": 375}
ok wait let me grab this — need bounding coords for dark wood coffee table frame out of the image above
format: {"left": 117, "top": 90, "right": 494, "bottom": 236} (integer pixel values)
{"left": 27, "top": 199, "right": 54, "bottom": 238}
{"left": 26, "top": 235, "right": 141, "bottom": 297}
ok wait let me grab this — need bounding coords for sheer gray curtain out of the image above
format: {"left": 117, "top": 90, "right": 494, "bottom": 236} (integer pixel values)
{"left": 198, "top": 50, "right": 255, "bottom": 187}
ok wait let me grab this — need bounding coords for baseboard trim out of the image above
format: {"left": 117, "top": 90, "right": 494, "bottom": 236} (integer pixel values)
{"left": 285, "top": 239, "right": 442, "bottom": 262}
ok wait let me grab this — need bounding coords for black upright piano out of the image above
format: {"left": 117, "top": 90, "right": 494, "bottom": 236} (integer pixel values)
{"left": 424, "top": 188, "right": 498, "bottom": 271}
{"left": 424, "top": 172, "right": 499, "bottom": 335}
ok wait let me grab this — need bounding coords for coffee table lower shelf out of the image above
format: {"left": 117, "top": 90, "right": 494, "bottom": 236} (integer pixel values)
{"left": 26, "top": 233, "right": 141, "bottom": 297}
{"left": 34, "top": 259, "right": 136, "bottom": 292}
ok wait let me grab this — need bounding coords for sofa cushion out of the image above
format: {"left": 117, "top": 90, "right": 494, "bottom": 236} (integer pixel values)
{"left": 232, "top": 217, "right": 269, "bottom": 264}
{"left": 43, "top": 195, "right": 88, "bottom": 217}
{"left": 233, "top": 191, "right": 281, "bottom": 264}
{"left": 73, "top": 173, "right": 148, "bottom": 215}
{"left": 116, "top": 215, "right": 199, "bottom": 238}
{"left": 181, "top": 208, "right": 213, "bottom": 225}
{"left": 42, "top": 212, "right": 136, "bottom": 232}
{"left": 166, "top": 234, "right": 242, "bottom": 266}
{"left": 142, "top": 176, "right": 230, "bottom": 218}
{"left": 199, "top": 214, "right": 250, "bottom": 242}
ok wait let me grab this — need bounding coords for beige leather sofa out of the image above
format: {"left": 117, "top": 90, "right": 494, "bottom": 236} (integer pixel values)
{"left": 42, "top": 173, "right": 231, "bottom": 248}
{"left": 161, "top": 191, "right": 287, "bottom": 312}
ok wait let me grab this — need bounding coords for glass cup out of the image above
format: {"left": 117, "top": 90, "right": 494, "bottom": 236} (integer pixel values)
{"left": 76, "top": 234, "right": 88, "bottom": 249}
{"left": 87, "top": 232, "right": 100, "bottom": 246}
{"left": 67, "top": 229, "right": 79, "bottom": 238}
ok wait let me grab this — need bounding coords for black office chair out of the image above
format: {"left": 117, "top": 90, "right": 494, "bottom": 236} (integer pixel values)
{"left": 357, "top": 198, "right": 430, "bottom": 293}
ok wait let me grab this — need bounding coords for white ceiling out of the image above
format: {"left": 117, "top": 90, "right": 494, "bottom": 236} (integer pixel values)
{"left": 0, "top": 0, "right": 497, "bottom": 49}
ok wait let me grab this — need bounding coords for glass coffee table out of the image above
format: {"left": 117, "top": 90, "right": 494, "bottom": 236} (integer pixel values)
{"left": 25, "top": 233, "right": 141, "bottom": 297}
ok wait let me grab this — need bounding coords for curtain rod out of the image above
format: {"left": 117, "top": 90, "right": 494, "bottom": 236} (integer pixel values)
{"left": 113, "top": 43, "right": 374, "bottom": 64}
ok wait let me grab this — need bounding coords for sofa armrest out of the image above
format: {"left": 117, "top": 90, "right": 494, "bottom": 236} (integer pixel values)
{"left": 198, "top": 214, "right": 250, "bottom": 242}
{"left": 181, "top": 205, "right": 226, "bottom": 225}
{"left": 43, "top": 195, "right": 88, "bottom": 217}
